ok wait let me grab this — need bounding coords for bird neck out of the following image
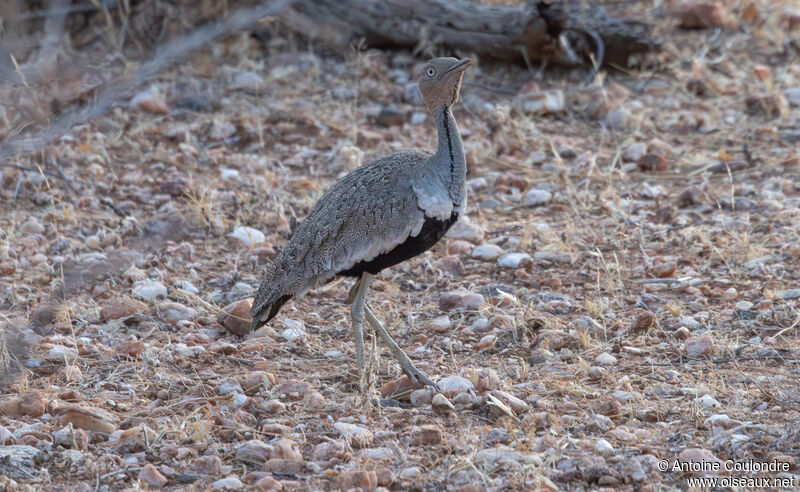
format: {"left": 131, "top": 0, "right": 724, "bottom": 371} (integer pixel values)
{"left": 433, "top": 105, "right": 465, "bottom": 173}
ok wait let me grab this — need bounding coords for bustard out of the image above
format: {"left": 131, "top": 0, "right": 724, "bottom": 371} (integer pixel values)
{"left": 251, "top": 57, "right": 473, "bottom": 392}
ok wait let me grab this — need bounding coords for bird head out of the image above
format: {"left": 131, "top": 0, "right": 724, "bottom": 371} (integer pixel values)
{"left": 417, "top": 57, "right": 473, "bottom": 111}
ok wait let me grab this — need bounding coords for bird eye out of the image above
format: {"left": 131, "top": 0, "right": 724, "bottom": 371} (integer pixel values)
{"left": 426, "top": 68, "right": 435, "bottom": 77}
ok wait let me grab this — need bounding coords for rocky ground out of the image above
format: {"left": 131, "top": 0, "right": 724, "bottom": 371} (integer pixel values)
{"left": 1, "top": 0, "right": 800, "bottom": 490}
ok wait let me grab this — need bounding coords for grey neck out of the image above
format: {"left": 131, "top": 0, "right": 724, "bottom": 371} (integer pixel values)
{"left": 432, "top": 105, "right": 466, "bottom": 204}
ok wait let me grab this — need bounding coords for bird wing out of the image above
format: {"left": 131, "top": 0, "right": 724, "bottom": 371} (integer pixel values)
{"left": 251, "top": 150, "right": 431, "bottom": 321}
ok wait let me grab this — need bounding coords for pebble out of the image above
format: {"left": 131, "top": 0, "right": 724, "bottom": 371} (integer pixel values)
{"left": 677, "top": 448, "right": 724, "bottom": 468}
{"left": 333, "top": 422, "right": 373, "bottom": 448}
{"left": 594, "top": 439, "right": 614, "bottom": 454}
{"left": 174, "top": 280, "right": 200, "bottom": 294}
{"left": 524, "top": 189, "right": 552, "bottom": 207}
{"left": 734, "top": 300, "right": 753, "bottom": 311}
{"left": 432, "top": 393, "right": 455, "bottom": 413}
{"left": 139, "top": 464, "right": 168, "bottom": 488}
{"left": 122, "top": 266, "right": 147, "bottom": 282}
{"left": 230, "top": 226, "right": 265, "bottom": 248}
{"left": 517, "top": 89, "right": 564, "bottom": 114}
{"left": 410, "top": 388, "right": 434, "bottom": 406}
{"left": 487, "top": 390, "right": 529, "bottom": 415}
{"left": 311, "top": 441, "right": 349, "bottom": 462}
{"left": 622, "top": 142, "right": 647, "bottom": 162}
{"left": 606, "top": 107, "right": 631, "bottom": 130}
{"left": 439, "top": 290, "right": 484, "bottom": 311}
{"left": 212, "top": 476, "right": 244, "bottom": 490}
{"left": 51, "top": 425, "right": 88, "bottom": 450}
{"left": 270, "top": 438, "right": 303, "bottom": 461}
{"left": 445, "top": 218, "right": 484, "bottom": 244}
{"left": 697, "top": 394, "right": 721, "bottom": 408}
{"left": 410, "top": 112, "right": 427, "bottom": 125}
{"left": 232, "top": 71, "right": 264, "bottom": 93}
{"left": 132, "top": 279, "right": 167, "bottom": 301}
{"left": 0, "top": 446, "right": 41, "bottom": 479}
{"left": 48, "top": 346, "right": 78, "bottom": 362}
{"left": 594, "top": 352, "right": 617, "bottom": 366}
{"left": 437, "top": 375, "right": 475, "bottom": 395}
{"left": 337, "top": 470, "right": 377, "bottom": 491}
{"left": 497, "top": 253, "right": 531, "bottom": 269}
{"left": 111, "top": 340, "right": 144, "bottom": 360}
{"left": 474, "top": 368, "right": 501, "bottom": 393}
{"left": 471, "top": 244, "right": 504, "bottom": 261}
{"left": 398, "top": 466, "right": 422, "bottom": 480}
{"left": 685, "top": 334, "right": 714, "bottom": 358}
{"left": 130, "top": 87, "right": 168, "bottom": 114}
{"left": 678, "top": 1, "right": 735, "bottom": 29}
{"left": 411, "top": 425, "right": 443, "bottom": 445}
{"left": 158, "top": 301, "right": 197, "bottom": 323}
{"left": 428, "top": 315, "right": 452, "bottom": 333}
{"left": 217, "top": 298, "right": 253, "bottom": 336}
{"left": 446, "top": 240, "right": 473, "bottom": 255}
{"left": 777, "top": 289, "right": 800, "bottom": 300}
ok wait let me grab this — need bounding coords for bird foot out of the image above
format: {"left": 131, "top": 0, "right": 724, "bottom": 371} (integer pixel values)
{"left": 403, "top": 364, "right": 441, "bottom": 393}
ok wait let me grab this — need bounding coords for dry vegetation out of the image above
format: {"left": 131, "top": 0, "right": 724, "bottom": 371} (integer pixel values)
{"left": 1, "top": 0, "right": 800, "bottom": 490}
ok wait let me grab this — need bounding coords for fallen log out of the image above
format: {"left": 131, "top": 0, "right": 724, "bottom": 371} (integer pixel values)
{"left": 283, "top": 0, "right": 660, "bottom": 67}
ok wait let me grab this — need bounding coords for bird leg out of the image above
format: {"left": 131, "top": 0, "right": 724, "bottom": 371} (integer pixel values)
{"left": 364, "top": 304, "right": 441, "bottom": 392}
{"left": 349, "top": 273, "right": 372, "bottom": 393}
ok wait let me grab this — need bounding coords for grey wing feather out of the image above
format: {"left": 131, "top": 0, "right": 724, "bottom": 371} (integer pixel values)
{"left": 250, "top": 150, "right": 432, "bottom": 327}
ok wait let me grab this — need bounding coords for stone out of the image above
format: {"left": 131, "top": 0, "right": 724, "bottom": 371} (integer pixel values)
{"left": 376, "top": 106, "right": 406, "bottom": 127}
{"left": 51, "top": 404, "right": 117, "bottom": 433}
{"left": 473, "top": 368, "right": 501, "bottom": 393}
{"left": 437, "top": 375, "right": 475, "bottom": 396}
{"left": 230, "top": 227, "right": 265, "bottom": 248}
{"left": 52, "top": 425, "right": 89, "bottom": 450}
{"left": 622, "top": 142, "right": 647, "bottom": 162}
{"left": 212, "top": 476, "right": 244, "bottom": 490}
{"left": 270, "top": 439, "right": 302, "bottom": 461}
{"left": 594, "top": 439, "right": 614, "bottom": 454}
{"left": 0, "top": 446, "right": 41, "bottom": 479}
{"left": 432, "top": 393, "right": 455, "bottom": 414}
{"left": 217, "top": 298, "right": 254, "bottom": 336}
{"left": 337, "top": 470, "right": 378, "bottom": 491}
{"left": 0, "top": 392, "right": 45, "bottom": 418}
{"left": 471, "top": 244, "right": 504, "bottom": 261}
{"left": 237, "top": 440, "right": 271, "bottom": 464}
{"left": 497, "top": 253, "right": 532, "bottom": 269}
{"left": 188, "top": 455, "right": 222, "bottom": 475}
{"left": 158, "top": 301, "right": 197, "bottom": 323}
{"left": 697, "top": 394, "right": 721, "bottom": 409}
{"left": 487, "top": 390, "right": 529, "bottom": 415}
{"left": 637, "top": 153, "right": 668, "bottom": 172}
{"left": 253, "top": 476, "right": 283, "bottom": 491}
{"left": 48, "top": 345, "right": 78, "bottom": 363}
{"left": 439, "top": 290, "right": 484, "bottom": 311}
{"left": 518, "top": 90, "right": 564, "bottom": 114}
{"left": 334, "top": 422, "right": 373, "bottom": 448}
{"left": 131, "top": 88, "right": 168, "bottom": 114}
{"left": 631, "top": 311, "right": 655, "bottom": 332}
{"left": 785, "top": 88, "right": 800, "bottom": 107}
{"left": 115, "top": 426, "right": 157, "bottom": 453}
{"left": 100, "top": 298, "right": 147, "bottom": 320}
{"left": 445, "top": 218, "right": 484, "bottom": 244}
{"left": 594, "top": 352, "right": 617, "bottom": 366}
{"left": 685, "top": 334, "right": 714, "bottom": 358}
{"left": 411, "top": 425, "right": 443, "bottom": 445}
{"left": 524, "top": 189, "right": 551, "bottom": 207}
{"left": 277, "top": 379, "right": 312, "bottom": 398}
{"left": 139, "top": 464, "right": 169, "bottom": 488}
{"left": 677, "top": 448, "right": 724, "bottom": 471}
{"left": 132, "top": 279, "right": 167, "bottom": 301}
{"left": 734, "top": 300, "right": 753, "bottom": 311}
{"left": 410, "top": 388, "right": 434, "bottom": 406}
{"left": 678, "top": 1, "right": 735, "bottom": 29}
{"left": 606, "top": 107, "right": 631, "bottom": 130}
{"left": 312, "top": 441, "right": 349, "bottom": 463}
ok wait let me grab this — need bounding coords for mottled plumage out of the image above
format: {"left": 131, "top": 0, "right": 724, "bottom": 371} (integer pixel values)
{"left": 249, "top": 57, "right": 473, "bottom": 392}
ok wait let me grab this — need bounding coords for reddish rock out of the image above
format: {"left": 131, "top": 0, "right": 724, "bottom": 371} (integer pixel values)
{"left": 636, "top": 153, "right": 668, "bottom": 172}
{"left": 277, "top": 379, "right": 311, "bottom": 399}
{"left": 270, "top": 438, "right": 302, "bottom": 461}
{"left": 439, "top": 290, "right": 484, "bottom": 311}
{"left": 411, "top": 425, "right": 443, "bottom": 446}
{"left": 312, "top": 441, "right": 350, "bottom": 463}
{"left": 0, "top": 392, "right": 46, "bottom": 418}
{"left": 253, "top": 476, "right": 283, "bottom": 491}
{"left": 646, "top": 261, "right": 676, "bottom": 278}
{"left": 446, "top": 240, "right": 473, "bottom": 255}
{"left": 677, "top": 1, "right": 735, "bottom": 29}
{"left": 112, "top": 340, "right": 144, "bottom": 359}
{"left": 188, "top": 455, "right": 222, "bottom": 475}
{"left": 217, "top": 298, "right": 253, "bottom": 336}
{"left": 139, "top": 464, "right": 168, "bottom": 488}
{"left": 101, "top": 298, "right": 147, "bottom": 321}
{"left": 337, "top": 470, "right": 377, "bottom": 491}
{"left": 380, "top": 375, "right": 423, "bottom": 399}
{"left": 631, "top": 310, "right": 656, "bottom": 332}
{"left": 685, "top": 334, "right": 714, "bottom": 358}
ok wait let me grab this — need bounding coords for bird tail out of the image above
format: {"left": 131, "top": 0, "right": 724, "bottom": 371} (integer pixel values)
{"left": 250, "top": 293, "right": 292, "bottom": 331}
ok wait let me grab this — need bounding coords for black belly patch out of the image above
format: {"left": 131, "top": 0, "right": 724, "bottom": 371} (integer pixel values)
{"left": 339, "top": 211, "right": 459, "bottom": 277}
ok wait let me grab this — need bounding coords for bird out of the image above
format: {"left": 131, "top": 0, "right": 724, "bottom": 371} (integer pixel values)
{"left": 250, "top": 56, "right": 473, "bottom": 393}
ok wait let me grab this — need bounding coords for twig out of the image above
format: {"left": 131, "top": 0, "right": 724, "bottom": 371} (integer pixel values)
{"left": 0, "top": 0, "right": 293, "bottom": 162}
